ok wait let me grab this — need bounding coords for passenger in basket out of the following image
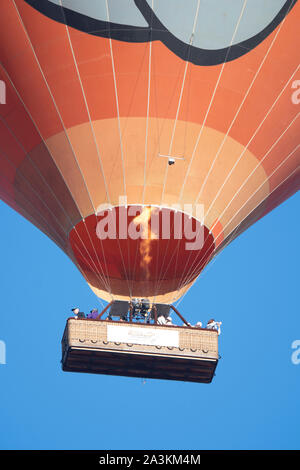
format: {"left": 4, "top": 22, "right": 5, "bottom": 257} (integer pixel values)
{"left": 157, "top": 315, "right": 167, "bottom": 325}
{"left": 71, "top": 307, "right": 85, "bottom": 319}
{"left": 206, "top": 319, "right": 222, "bottom": 335}
{"left": 87, "top": 308, "right": 99, "bottom": 319}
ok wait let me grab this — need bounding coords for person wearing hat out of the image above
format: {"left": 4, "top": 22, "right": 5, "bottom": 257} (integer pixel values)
{"left": 71, "top": 307, "right": 85, "bottom": 319}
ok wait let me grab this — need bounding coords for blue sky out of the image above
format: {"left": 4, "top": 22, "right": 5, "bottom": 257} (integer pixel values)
{"left": 0, "top": 191, "right": 299, "bottom": 450}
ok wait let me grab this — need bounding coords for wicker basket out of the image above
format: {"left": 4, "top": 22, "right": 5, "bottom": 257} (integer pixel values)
{"left": 62, "top": 319, "right": 219, "bottom": 383}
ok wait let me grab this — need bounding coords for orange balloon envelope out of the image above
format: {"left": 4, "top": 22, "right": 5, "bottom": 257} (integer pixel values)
{"left": 0, "top": 0, "right": 299, "bottom": 303}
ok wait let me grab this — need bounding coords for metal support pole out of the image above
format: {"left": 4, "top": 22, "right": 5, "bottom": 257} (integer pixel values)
{"left": 153, "top": 305, "right": 158, "bottom": 324}
{"left": 170, "top": 304, "right": 190, "bottom": 327}
{"left": 96, "top": 301, "right": 114, "bottom": 320}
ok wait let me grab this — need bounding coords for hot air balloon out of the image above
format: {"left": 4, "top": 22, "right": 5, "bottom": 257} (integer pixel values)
{"left": 0, "top": 0, "right": 299, "bottom": 382}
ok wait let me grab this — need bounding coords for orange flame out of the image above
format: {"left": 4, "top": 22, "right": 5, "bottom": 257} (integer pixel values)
{"left": 133, "top": 206, "right": 158, "bottom": 280}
